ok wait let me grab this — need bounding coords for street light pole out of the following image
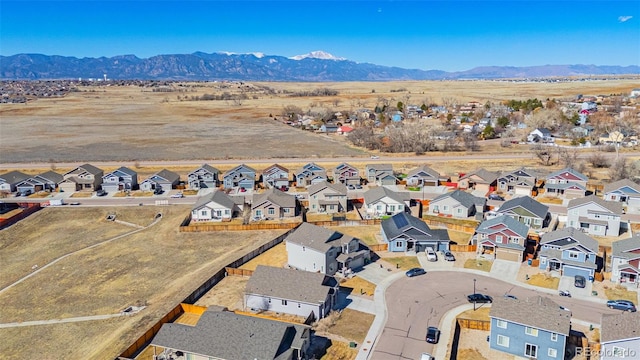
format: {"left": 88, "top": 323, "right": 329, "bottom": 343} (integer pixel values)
{"left": 473, "top": 278, "right": 477, "bottom": 311}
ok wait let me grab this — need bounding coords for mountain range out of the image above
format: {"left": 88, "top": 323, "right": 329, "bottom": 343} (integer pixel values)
{"left": 1, "top": 51, "right": 638, "bottom": 81}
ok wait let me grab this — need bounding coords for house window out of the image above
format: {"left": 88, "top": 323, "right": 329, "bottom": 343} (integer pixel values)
{"left": 551, "top": 333, "right": 557, "bottom": 341}
{"left": 224, "top": 209, "right": 230, "bottom": 215}
{"left": 201, "top": 210, "right": 207, "bottom": 216}
{"left": 256, "top": 210, "right": 262, "bottom": 217}
{"left": 433, "top": 205, "right": 439, "bottom": 213}
{"left": 496, "top": 319, "right": 507, "bottom": 329}
{"left": 568, "top": 251, "right": 579, "bottom": 259}
{"left": 268, "top": 208, "right": 275, "bottom": 215}
{"left": 525, "top": 343, "right": 538, "bottom": 358}
{"left": 389, "top": 205, "right": 395, "bottom": 212}
{"left": 541, "top": 257, "right": 547, "bottom": 265}
{"left": 284, "top": 208, "right": 290, "bottom": 213}
{"left": 548, "top": 348, "right": 557, "bottom": 358}
{"left": 497, "top": 335, "right": 509, "bottom": 347}
{"left": 377, "top": 205, "right": 382, "bottom": 211}
{"left": 509, "top": 238, "right": 519, "bottom": 244}
{"left": 442, "top": 205, "right": 449, "bottom": 211}
{"left": 457, "top": 208, "right": 462, "bottom": 214}
{"left": 282, "top": 300, "right": 288, "bottom": 306}
{"left": 593, "top": 225, "right": 600, "bottom": 232}
{"left": 525, "top": 327, "right": 538, "bottom": 337}
{"left": 495, "top": 235, "right": 503, "bottom": 243}
{"left": 534, "top": 218, "right": 541, "bottom": 225}
{"left": 395, "top": 241, "right": 402, "bottom": 248}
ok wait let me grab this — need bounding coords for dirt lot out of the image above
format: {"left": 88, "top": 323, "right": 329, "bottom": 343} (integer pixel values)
{"left": 0, "top": 205, "right": 288, "bottom": 359}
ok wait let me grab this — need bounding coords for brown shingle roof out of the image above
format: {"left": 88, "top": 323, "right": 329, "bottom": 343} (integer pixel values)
{"left": 601, "top": 311, "right": 640, "bottom": 343}
{"left": 490, "top": 296, "right": 571, "bottom": 335}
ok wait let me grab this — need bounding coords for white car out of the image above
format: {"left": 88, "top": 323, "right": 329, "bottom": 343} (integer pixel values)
{"left": 170, "top": 192, "right": 184, "bottom": 198}
{"left": 425, "top": 247, "right": 438, "bottom": 261}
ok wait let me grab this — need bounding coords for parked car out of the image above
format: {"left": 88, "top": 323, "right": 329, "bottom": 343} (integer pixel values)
{"left": 355, "top": 184, "right": 363, "bottom": 189}
{"left": 420, "top": 353, "right": 434, "bottom": 360}
{"left": 170, "top": 192, "right": 184, "bottom": 198}
{"left": 443, "top": 251, "right": 455, "bottom": 261}
{"left": 295, "top": 194, "right": 305, "bottom": 200}
{"left": 370, "top": 155, "right": 380, "bottom": 159}
{"left": 425, "top": 247, "right": 438, "bottom": 261}
{"left": 347, "top": 184, "right": 356, "bottom": 190}
{"left": 467, "top": 293, "right": 493, "bottom": 303}
{"left": 426, "top": 326, "right": 440, "bottom": 344}
{"left": 69, "top": 202, "right": 81, "bottom": 206}
{"left": 16, "top": 189, "right": 32, "bottom": 197}
{"left": 503, "top": 294, "right": 517, "bottom": 300}
{"left": 488, "top": 194, "right": 505, "bottom": 201}
{"left": 607, "top": 300, "right": 637, "bottom": 312}
{"left": 153, "top": 188, "right": 164, "bottom": 195}
{"left": 96, "top": 189, "right": 107, "bottom": 197}
{"left": 406, "top": 268, "right": 426, "bottom": 277}
{"left": 574, "top": 275, "right": 586, "bottom": 288}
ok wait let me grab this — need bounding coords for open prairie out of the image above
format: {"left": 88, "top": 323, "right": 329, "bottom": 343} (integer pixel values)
{"left": 1, "top": 79, "right": 638, "bottom": 163}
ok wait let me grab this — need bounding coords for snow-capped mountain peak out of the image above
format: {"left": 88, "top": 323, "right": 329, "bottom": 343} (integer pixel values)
{"left": 290, "top": 51, "right": 346, "bottom": 61}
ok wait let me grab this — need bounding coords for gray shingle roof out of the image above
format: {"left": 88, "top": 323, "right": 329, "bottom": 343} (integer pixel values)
{"left": 363, "top": 186, "right": 406, "bottom": 205}
{"left": 115, "top": 166, "right": 137, "bottom": 176}
{"left": 224, "top": 164, "right": 256, "bottom": 178}
{"left": 600, "top": 311, "right": 640, "bottom": 343}
{"left": 490, "top": 296, "right": 571, "bottom": 335}
{"left": 77, "top": 163, "right": 103, "bottom": 175}
{"left": 407, "top": 165, "right": 440, "bottom": 179}
{"left": 537, "top": 247, "right": 598, "bottom": 269}
{"left": 432, "top": 189, "right": 484, "bottom": 209}
{"left": 540, "top": 227, "right": 599, "bottom": 253}
{"left": 151, "top": 310, "right": 310, "bottom": 360}
{"left": 381, "top": 212, "right": 449, "bottom": 242}
{"left": 153, "top": 169, "right": 180, "bottom": 183}
{"left": 0, "top": 170, "right": 29, "bottom": 184}
{"left": 603, "top": 178, "right": 640, "bottom": 195}
{"left": 567, "top": 195, "right": 623, "bottom": 214}
{"left": 36, "top": 171, "right": 63, "bottom": 184}
{"left": 192, "top": 190, "right": 238, "bottom": 211}
{"left": 252, "top": 188, "right": 296, "bottom": 209}
{"left": 611, "top": 235, "right": 640, "bottom": 259}
{"left": 498, "top": 196, "right": 549, "bottom": 219}
{"left": 308, "top": 181, "right": 347, "bottom": 197}
{"left": 546, "top": 167, "right": 588, "bottom": 181}
{"left": 476, "top": 215, "right": 529, "bottom": 239}
{"left": 285, "top": 223, "right": 355, "bottom": 253}
{"left": 544, "top": 182, "right": 585, "bottom": 191}
{"left": 246, "top": 265, "right": 334, "bottom": 304}
{"left": 460, "top": 168, "right": 499, "bottom": 184}
{"left": 366, "top": 163, "right": 393, "bottom": 172}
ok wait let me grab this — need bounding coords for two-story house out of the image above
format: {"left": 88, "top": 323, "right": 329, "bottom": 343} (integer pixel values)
{"left": 538, "top": 227, "right": 601, "bottom": 279}
{"left": 251, "top": 188, "right": 297, "bottom": 220}
{"left": 475, "top": 215, "right": 529, "bottom": 262}
{"left": 58, "top": 163, "right": 104, "bottom": 192}
{"left": 458, "top": 168, "right": 499, "bottom": 196}
{"left": 363, "top": 186, "right": 409, "bottom": 218}
{"left": 365, "top": 164, "right": 397, "bottom": 186}
{"left": 381, "top": 212, "right": 450, "bottom": 252}
{"left": 527, "top": 128, "right": 554, "bottom": 143}
{"left": 544, "top": 167, "right": 588, "bottom": 199}
{"left": 489, "top": 296, "right": 570, "bottom": 360}
{"left": 332, "top": 163, "right": 360, "bottom": 186}
{"left": 15, "top": 171, "right": 63, "bottom": 194}
{"left": 610, "top": 236, "right": 640, "bottom": 285}
{"left": 0, "top": 171, "right": 29, "bottom": 193}
{"left": 285, "top": 223, "right": 370, "bottom": 276}
{"left": 139, "top": 169, "right": 180, "bottom": 192}
{"left": 603, "top": 178, "right": 640, "bottom": 214}
{"left": 566, "top": 195, "right": 623, "bottom": 236}
{"left": 262, "top": 164, "right": 290, "bottom": 189}
{"left": 405, "top": 165, "right": 442, "bottom": 188}
{"left": 101, "top": 167, "right": 138, "bottom": 193}
{"left": 497, "top": 167, "right": 538, "bottom": 196}
{"left": 429, "top": 190, "right": 485, "bottom": 219}
{"left": 600, "top": 312, "right": 640, "bottom": 360}
{"left": 495, "top": 196, "right": 550, "bottom": 230}
{"left": 244, "top": 265, "right": 338, "bottom": 321}
{"left": 307, "top": 181, "right": 348, "bottom": 214}
{"left": 188, "top": 164, "right": 220, "bottom": 190}
{"left": 191, "top": 190, "right": 242, "bottom": 222}
{"left": 295, "top": 163, "right": 327, "bottom": 187}
{"left": 223, "top": 164, "right": 256, "bottom": 190}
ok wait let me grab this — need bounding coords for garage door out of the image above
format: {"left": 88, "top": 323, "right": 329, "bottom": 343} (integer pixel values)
{"left": 496, "top": 249, "right": 522, "bottom": 262}
{"left": 563, "top": 266, "right": 591, "bottom": 279}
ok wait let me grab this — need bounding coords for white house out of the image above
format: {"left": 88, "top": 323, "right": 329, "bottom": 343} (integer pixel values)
{"left": 363, "top": 186, "right": 408, "bottom": 218}
{"left": 191, "top": 190, "right": 242, "bottom": 222}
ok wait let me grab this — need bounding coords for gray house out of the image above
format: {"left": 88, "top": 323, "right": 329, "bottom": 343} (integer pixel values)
{"left": 0, "top": 171, "right": 29, "bottom": 193}
{"left": 405, "top": 165, "right": 442, "bottom": 188}
{"left": 566, "top": 195, "right": 623, "bottom": 236}
{"left": 262, "top": 164, "right": 290, "bottom": 189}
{"left": 307, "top": 181, "right": 348, "bottom": 214}
{"left": 59, "top": 163, "right": 104, "bottom": 193}
{"left": 600, "top": 312, "right": 640, "bottom": 360}
{"left": 139, "top": 169, "right": 180, "bottom": 192}
{"left": 150, "top": 309, "right": 311, "bottom": 360}
{"left": 223, "top": 164, "right": 256, "bottom": 190}
{"left": 538, "top": 227, "right": 600, "bottom": 279}
{"left": 365, "top": 163, "right": 397, "bottom": 186}
{"left": 251, "top": 188, "right": 297, "bottom": 220}
{"left": 428, "top": 190, "right": 485, "bottom": 219}
{"left": 244, "top": 265, "right": 338, "bottom": 321}
{"left": 610, "top": 236, "right": 640, "bottom": 285}
{"left": 188, "top": 164, "right": 219, "bottom": 190}
{"left": 603, "top": 178, "right": 640, "bottom": 214}
{"left": 295, "top": 163, "right": 326, "bottom": 187}
{"left": 363, "top": 186, "right": 409, "bottom": 218}
{"left": 381, "top": 212, "right": 450, "bottom": 252}
{"left": 495, "top": 196, "right": 550, "bottom": 230}
{"left": 101, "top": 167, "right": 138, "bottom": 193}
{"left": 285, "top": 223, "right": 370, "bottom": 276}
{"left": 332, "top": 163, "right": 360, "bottom": 186}
{"left": 497, "top": 167, "right": 538, "bottom": 196}
{"left": 15, "top": 171, "right": 63, "bottom": 194}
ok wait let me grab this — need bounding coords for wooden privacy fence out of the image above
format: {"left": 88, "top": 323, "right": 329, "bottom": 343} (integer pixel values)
{"left": 457, "top": 318, "right": 491, "bottom": 331}
{"left": 0, "top": 204, "right": 42, "bottom": 230}
{"left": 450, "top": 244, "right": 476, "bottom": 252}
{"left": 180, "top": 221, "right": 300, "bottom": 232}
{"left": 368, "top": 243, "right": 388, "bottom": 252}
{"left": 422, "top": 215, "right": 479, "bottom": 234}
{"left": 225, "top": 267, "right": 254, "bottom": 277}
{"left": 118, "top": 303, "right": 184, "bottom": 358}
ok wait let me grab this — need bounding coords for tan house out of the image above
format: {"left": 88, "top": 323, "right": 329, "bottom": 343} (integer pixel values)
{"left": 59, "top": 163, "right": 103, "bottom": 192}
{"left": 307, "top": 181, "right": 348, "bottom": 214}
{"left": 251, "top": 188, "right": 297, "bottom": 220}
{"left": 458, "top": 168, "right": 499, "bottom": 195}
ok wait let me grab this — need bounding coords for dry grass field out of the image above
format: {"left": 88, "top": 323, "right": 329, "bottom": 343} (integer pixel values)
{"left": 1, "top": 79, "right": 638, "bottom": 164}
{"left": 0, "top": 205, "right": 288, "bottom": 359}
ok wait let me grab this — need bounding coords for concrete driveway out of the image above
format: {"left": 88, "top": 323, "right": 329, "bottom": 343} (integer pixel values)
{"left": 353, "top": 262, "right": 398, "bottom": 285}
{"left": 490, "top": 259, "right": 521, "bottom": 282}
{"left": 558, "top": 275, "right": 593, "bottom": 298}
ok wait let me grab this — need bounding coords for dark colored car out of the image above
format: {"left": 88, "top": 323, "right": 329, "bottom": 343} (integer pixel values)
{"left": 488, "top": 194, "right": 505, "bottom": 201}
{"left": 467, "top": 293, "right": 493, "bottom": 303}
{"left": 574, "top": 275, "right": 586, "bottom": 288}
{"left": 503, "top": 294, "right": 518, "bottom": 300}
{"left": 154, "top": 188, "right": 164, "bottom": 195}
{"left": 405, "top": 268, "right": 426, "bottom": 277}
{"left": 426, "top": 326, "right": 440, "bottom": 344}
{"left": 607, "top": 300, "right": 637, "bottom": 312}
{"left": 444, "top": 251, "right": 456, "bottom": 261}
{"left": 96, "top": 189, "right": 107, "bottom": 197}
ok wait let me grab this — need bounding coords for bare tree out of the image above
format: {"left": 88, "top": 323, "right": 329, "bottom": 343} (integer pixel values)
{"left": 608, "top": 157, "right": 629, "bottom": 181}
{"left": 588, "top": 152, "right": 610, "bottom": 168}
{"left": 556, "top": 147, "right": 579, "bottom": 168}
{"left": 526, "top": 108, "right": 564, "bottom": 130}
{"left": 462, "top": 133, "right": 480, "bottom": 151}
{"left": 531, "top": 144, "right": 554, "bottom": 166}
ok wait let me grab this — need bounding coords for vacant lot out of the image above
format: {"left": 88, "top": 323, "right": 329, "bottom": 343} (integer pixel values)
{"left": 0, "top": 205, "right": 288, "bottom": 359}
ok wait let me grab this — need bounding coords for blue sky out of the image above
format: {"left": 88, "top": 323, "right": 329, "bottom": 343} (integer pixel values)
{"left": 1, "top": 0, "right": 638, "bottom": 71}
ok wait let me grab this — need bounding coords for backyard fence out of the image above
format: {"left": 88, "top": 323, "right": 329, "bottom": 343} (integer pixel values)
{"left": 368, "top": 243, "right": 388, "bottom": 252}
{"left": 450, "top": 244, "right": 476, "bottom": 252}
{"left": 225, "top": 267, "right": 254, "bottom": 277}
{"left": 118, "top": 303, "right": 184, "bottom": 359}
{"left": 456, "top": 318, "right": 491, "bottom": 331}
{"left": 180, "top": 221, "right": 300, "bottom": 232}
{"left": 0, "top": 204, "right": 42, "bottom": 230}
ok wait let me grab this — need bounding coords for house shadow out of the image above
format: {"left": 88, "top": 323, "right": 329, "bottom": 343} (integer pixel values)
{"left": 308, "top": 334, "right": 332, "bottom": 359}
{"left": 334, "top": 287, "right": 354, "bottom": 311}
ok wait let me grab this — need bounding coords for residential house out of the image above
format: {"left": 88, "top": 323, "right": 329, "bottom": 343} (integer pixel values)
{"left": 566, "top": 195, "right": 623, "bottom": 236}
{"left": 223, "top": 164, "right": 256, "bottom": 190}
{"left": 428, "top": 190, "right": 485, "bottom": 219}
{"left": 544, "top": 167, "right": 588, "bottom": 199}
{"left": 405, "top": 165, "right": 443, "bottom": 188}
{"left": 101, "top": 167, "right": 138, "bottom": 193}
{"left": 458, "top": 168, "right": 499, "bottom": 195}
{"left": 363, "top": 186, "right": 409, "bottom": 218}
{"left": 598, "top": 130, "right": 626, "bottom": 145}
{"left": 610, "top": 236, "right": 640, "bottom": 285}
{"left": 527, "top": 128, "right": 554, "bottom": 143}
{"left": 381, "top": 212, "right": 450, "bottom": 252}
{"left": 319, "top": 123, "right": 338, "bottom": 133}
{"left": 600, "top": 312, "right": 640, "bottom": 360}
{"left": 244, "top": 265, "right": 338, "bottom": 321}
{"left": 497, "top": 168, "right": 538, "bottom": 196}
{"left": 475, "top": 215, "right": 529, "bottom": 262}
{"left": 538, "top": 227, "right": 601, "bottom": 279}
{"left": 496, "top": 196, "right": 550, "bottom": 229}
{"left": 365, "top": 164, "right": 397, "bottom": 186}
{"left": 262, "top": 164, "right": 290, "bottom": 189}
{"left": 58, "top": 164, "right": 103, "bottom": 192}
{"left": 150, "top": 309, "right": 311, "bottom": 360}
{"left": 336, "top": 125, "right": 353, "bottom": 135}
{"left": 251, "top": 188, "right": 297, "bottom": 220}
{"left": 603, "top": 178, "right": 640, "bottom": 213}
{"left": 295, "top": 163, "right": 327, "bottom": 187}
{"left": 188, "top": 164, "right": 220, "bottom": 190}
{"left": 139, "top": 169, "right": 180, "bottom": 192}
{"left": 489, "top": 296, "right": 570, "bottom": 360}
{"left": 0, "top": 171, "right": 29, "bottom": 193}
{"left": 15, "top": 171, "right": 63, "bottom": 194}
{"left": 307, "top": 181, "right": 348, "bottom": 214}
{"left": 285, "top": 223, "right": 370, "bottom": 276}
{"left": 191, "top": 190, "right": 242, "bottom": 222}
{"left": 332, "top": 163, "right": 360, "bottom": 186}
